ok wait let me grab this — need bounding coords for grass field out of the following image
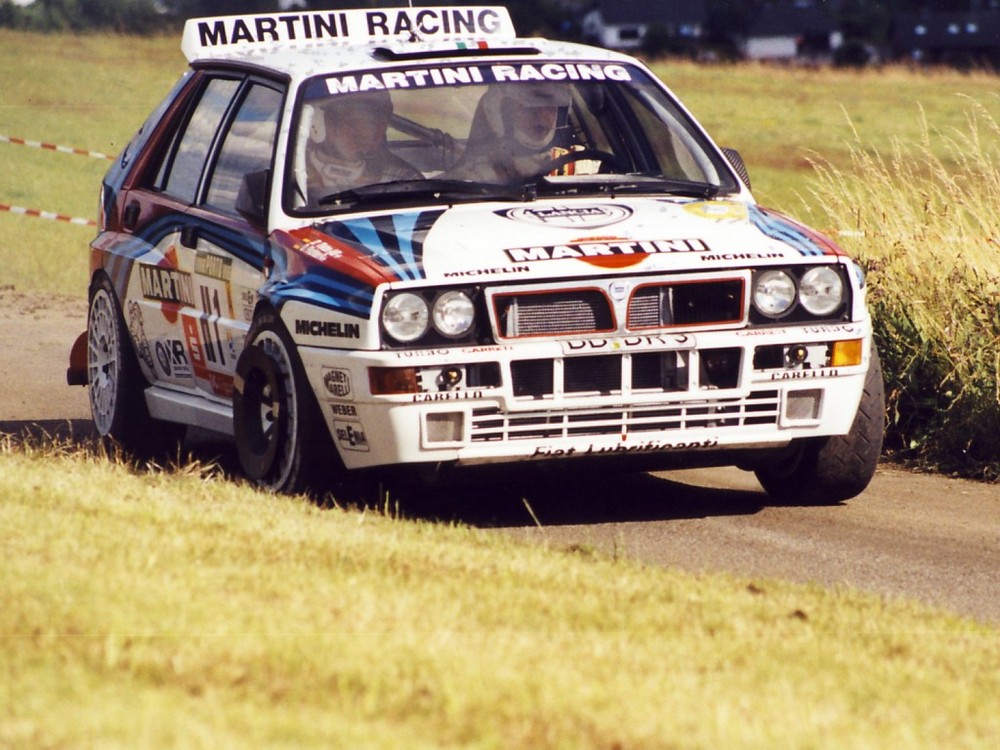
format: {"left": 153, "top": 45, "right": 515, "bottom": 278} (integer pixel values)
{"left": 3, "top": 441, "right": 999, "bottom": 749}
{"left": 1, "top": 30, "right": 999, "bottom": 748}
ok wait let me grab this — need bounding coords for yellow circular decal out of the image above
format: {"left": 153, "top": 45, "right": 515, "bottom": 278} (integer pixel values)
{"left": 683, "top": 200, "right": 748, "bottom": 222}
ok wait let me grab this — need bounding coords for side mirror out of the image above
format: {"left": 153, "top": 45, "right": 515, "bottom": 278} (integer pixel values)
{"left": 721, "top": 148, "right": 752, "bottom": 191}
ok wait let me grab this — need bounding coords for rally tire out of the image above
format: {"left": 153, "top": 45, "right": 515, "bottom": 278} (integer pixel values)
{"left": 755, "top": 347, "right": 886, "bottom": 505}
{"left": 87, "top": 275, "right": 185, "bottom": 460}
{"left": 233, "top": 309, "right": 332, "bottom": 495}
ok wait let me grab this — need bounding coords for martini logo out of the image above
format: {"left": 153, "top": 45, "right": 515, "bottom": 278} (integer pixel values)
{"left": 504, "top": 237, "right": 710, "bottom": 263}
{"left": 501, "top": 204, "right": 632, "bottom": 229}
{"left": 139, "top": 263, "right": 195, "bottom": 307}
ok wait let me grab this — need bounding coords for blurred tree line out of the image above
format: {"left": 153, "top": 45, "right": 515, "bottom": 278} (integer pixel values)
{"left": 0, "top": 0, "right": 988, "bottom": 56}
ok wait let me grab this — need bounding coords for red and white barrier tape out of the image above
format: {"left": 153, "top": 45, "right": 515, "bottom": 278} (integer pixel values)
{"left": 0, "top": 203, "right": 96, "bottom": 227}
{"left": 1, "top": 134, "right": 115, "bottom": 161}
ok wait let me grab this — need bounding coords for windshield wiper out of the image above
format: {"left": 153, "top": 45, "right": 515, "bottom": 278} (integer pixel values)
{"left": 528, "top": 174, "right": 721, "bottom": 200}
{"left": 318, "top": 178, "right": 525, "bottom": 208}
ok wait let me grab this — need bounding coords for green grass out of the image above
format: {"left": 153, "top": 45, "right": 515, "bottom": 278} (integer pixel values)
{"left": 2, "top": 35, "right": 999, "bottom": 747}
{"left": 654, "top": 61, "right": 1000, "bottom": 213}
{"left": 0, "top": 30, "right": 183, "bottom": 296}
{"left": 2, "top": 441, "right": 998, "bottom": 750}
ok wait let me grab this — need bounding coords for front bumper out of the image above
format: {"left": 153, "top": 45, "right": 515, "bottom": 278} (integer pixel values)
{"left": 299, "top": 324, "right": 871, "bottom": 471}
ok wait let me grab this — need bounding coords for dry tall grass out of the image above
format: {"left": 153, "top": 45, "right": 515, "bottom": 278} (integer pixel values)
{"left": 810, "top": 100, "right": 1000, "bottom": 478}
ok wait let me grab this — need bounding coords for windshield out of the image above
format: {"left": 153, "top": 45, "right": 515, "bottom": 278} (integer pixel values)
{"left": 285, "top": 61, "right": 739, "bottom": 213}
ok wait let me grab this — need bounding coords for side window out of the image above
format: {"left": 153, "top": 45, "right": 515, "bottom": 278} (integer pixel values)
{"left": 154, "top": 77, "right": 240, "bottom": 203}
{"left": 205, "top": 83, "right": 284, "bottom": 219}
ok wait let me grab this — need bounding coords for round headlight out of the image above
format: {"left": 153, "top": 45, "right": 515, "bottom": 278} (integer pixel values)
{"left": 432, "top": 291, "right": 475, "bottom": 338}
{"left": 382, "top": 293, "right": 429, "bottom": 343}
{"left": 753, "top": 270, "right": 796, "bottom": 317}
{"left": 799, "top": 266, "right": 844, "bottom": 316}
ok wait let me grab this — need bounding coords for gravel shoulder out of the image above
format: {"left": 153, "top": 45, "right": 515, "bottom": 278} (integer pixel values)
{"left": 0, "top": 288, "right": 91, "bottom": 426}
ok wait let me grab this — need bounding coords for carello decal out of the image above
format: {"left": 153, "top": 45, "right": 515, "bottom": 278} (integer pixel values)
{"left": 504, "top": 238, "right": 710, "bottom": 263}
{"left": 295, "top": 319, "right": 361, "bottom": 339}
{"left": 499, "top": 204, "right": 633, "bottom": 229}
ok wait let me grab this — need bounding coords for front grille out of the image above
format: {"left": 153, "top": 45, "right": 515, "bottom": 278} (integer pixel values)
{"left": 488, "top": 275, "right": 745, "bottom": 341}
{"left": 470, "top": 390, "right": 780, "bottom": 442}
{"left": 509, "top": 349, "right": 741, "bottom": 399}
{"left": 494, "top": 290, "right": 614, "bottom": 338}
{"left": 627, "top": 279, "right": 744, "bottom": 329}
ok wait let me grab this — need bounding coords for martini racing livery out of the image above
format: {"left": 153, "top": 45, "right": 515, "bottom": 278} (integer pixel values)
{"left": 69, "top": 5, "right": 884, "bottom": 502}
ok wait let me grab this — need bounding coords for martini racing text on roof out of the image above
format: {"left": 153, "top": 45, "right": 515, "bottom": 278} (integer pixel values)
{"left": 184, "top": 5, "right": 515, "bottom": 58}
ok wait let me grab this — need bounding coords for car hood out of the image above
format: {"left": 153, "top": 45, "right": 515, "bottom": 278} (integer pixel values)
{"left": 271, "top": 197, "right": 848, "bottom": 320}
{"left": 294, "top": 197, "right": 846, "bottom": 287}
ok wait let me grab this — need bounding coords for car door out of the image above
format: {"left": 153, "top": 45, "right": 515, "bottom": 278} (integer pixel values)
{"left": 117, "top": 73, "right": 245, "bottom": 396}
{"left": 181, "top": 79, "right": 285, "bottom": 402}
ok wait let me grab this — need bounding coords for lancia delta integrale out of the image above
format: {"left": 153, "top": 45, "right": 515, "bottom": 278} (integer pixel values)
{"left": 68, "top": 5, "right": 884, "bottom": 502}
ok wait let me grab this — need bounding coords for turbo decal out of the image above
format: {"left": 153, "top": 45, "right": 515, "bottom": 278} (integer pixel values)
{"left": 505, "top": 238, "right": 710, "bottom": 263}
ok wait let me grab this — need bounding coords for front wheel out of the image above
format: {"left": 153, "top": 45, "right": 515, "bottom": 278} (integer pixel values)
{"left": 755, "top": 346, "right": 885, "bottom": 504}
{"left": 87, "top": 275, "right": 185, "bottom": 459}
{"left": 233, "top": 309, "right": 333, "bottom": 494}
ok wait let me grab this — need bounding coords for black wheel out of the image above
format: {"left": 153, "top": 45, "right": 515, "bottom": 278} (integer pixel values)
{"left": 233, "top": 308, "right": 333, "bottom": 494}
{"left": 87, "top": 275, "right": 185, "bottom": 459}
{"left": 535, "top": 148, "right": 627, "bottom": 177}
{"left": 755, "top": 346, "right": 885, "bottom": 504}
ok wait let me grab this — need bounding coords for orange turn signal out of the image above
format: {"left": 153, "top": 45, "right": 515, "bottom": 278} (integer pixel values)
{"left": 369, "top": 367, "right": 419, "bottom": 395}
{"left": 830, "top": 339, "right": 864, "bottom": 367}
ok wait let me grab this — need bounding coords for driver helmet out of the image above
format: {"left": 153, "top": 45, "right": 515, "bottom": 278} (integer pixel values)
{"left": 482, "top": 82, "right": 572, "bottom": 151}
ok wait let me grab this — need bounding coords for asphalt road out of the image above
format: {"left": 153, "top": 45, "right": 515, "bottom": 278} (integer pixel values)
{"left": 2, "top": 290, "right": 997, "bottom": 625}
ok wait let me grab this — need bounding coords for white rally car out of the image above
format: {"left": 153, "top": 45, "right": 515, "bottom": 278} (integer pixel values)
{"left": 68, "top": 6, "right": 884, "bottom": 502}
